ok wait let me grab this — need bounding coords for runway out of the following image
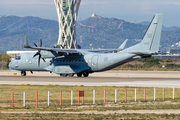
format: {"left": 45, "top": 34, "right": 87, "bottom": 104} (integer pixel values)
{"left": 1, "top": 70, "right": 180, "bottom": 87}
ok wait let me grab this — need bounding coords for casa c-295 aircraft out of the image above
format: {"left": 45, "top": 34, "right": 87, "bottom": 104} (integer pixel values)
{"left": 9, "top": 13, "right": 163, "bottom": 77}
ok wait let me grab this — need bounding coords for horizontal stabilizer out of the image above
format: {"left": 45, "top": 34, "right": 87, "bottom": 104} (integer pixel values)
{"left": 129, "top": 52, "right": 156, "bottom": 55}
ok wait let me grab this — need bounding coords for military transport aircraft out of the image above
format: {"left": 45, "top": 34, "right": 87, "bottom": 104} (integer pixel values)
{"left": 9, "top": 13, "right": 163, "bottom": 77}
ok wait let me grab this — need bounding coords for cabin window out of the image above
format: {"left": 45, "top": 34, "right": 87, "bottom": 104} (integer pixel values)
{"left": 63, "top": 60, "right": 65, "bottom": 62}
{"left": 15, "top": 56, "right": 21, "bottom": 60}
{"left": 69, "top": 60, "right": 72, "bottom": 62}
{"left": 73, "top": 60, "right": 75, "bottom": 62}
{"left": 60, "top": 60, "right": 62, "bottom": 62}
{"left": 66, "top": 60, "right": 68, "bottom": 62}
{"left": 82, "top": 60, "right": 85, "bottom": 63}
{"left": 79, "top": 60, "right": 81, "bottom": 62}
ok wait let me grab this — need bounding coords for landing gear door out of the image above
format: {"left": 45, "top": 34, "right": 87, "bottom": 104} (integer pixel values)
{"left": 91, "top": 56, "right": 99, "bottom": 71}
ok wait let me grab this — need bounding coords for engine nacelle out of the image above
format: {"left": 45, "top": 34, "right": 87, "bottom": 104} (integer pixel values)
{"left": 40, "top": 51, "right": 64, "bottom": 58}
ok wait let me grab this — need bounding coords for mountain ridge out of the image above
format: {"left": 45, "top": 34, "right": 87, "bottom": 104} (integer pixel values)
{"left": 0, "top": 15, "right": 179, "bottom": 53}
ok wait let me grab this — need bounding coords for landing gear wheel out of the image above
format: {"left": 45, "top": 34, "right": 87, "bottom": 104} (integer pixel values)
{"left": 21, "top": 71, "right": 26, "bottom": 76}
{"left": 83, "top": 72, "right": 89, "bottom": 77}
{"left": 77, "top": 73, "right": 82, "bottom": 77}
{"left": 68, "top": 74, "right": 74, "bottom": 77}
{"left": 60, "top": 74, "right": 68, "bottom": 77}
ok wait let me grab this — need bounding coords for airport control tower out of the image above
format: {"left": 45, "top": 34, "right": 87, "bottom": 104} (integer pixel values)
{"left": 54, "top": 0, "right": 81, "bottom": 49}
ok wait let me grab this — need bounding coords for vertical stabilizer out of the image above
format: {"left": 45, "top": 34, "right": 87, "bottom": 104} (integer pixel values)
{"left": 140, "top": 13, "right": 163, "bottom": 52}
{"left": 122, "top": 13, "right": 163, "bottom": 53}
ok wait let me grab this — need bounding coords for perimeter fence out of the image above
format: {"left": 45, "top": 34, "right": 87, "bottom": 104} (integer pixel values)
{"left": 0, "top": 87, "right": 180, "bottom": 108}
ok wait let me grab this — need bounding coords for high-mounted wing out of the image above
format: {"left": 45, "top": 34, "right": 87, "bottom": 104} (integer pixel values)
{"left": 87, "top": 39, "right": 128, "bottom": 53}
{"left": 24, "top": 36, "right": 79, "bottom": 55}
{"left": 24, "top": 36, "right": 128, "bottom": 55}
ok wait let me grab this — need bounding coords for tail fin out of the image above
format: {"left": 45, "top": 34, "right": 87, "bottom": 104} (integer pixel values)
{"left": 122, "top": 13, "right": 163, "bottom": 53}
{"left": 140, "top": 13, "right": 163, "bottom": 52}
{"left": 24, "top": 36, "right": 31, "bottom": 48}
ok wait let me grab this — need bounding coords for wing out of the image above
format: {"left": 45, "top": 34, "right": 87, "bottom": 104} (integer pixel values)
{"left": 24, "top": 36, "right": 80, "bottom": 55}
{"left": 87, "top": 39, "right": 128, "bottom": 53}
{"left": 24, "top": 36, "right": 128, "bottom": 55}
{"left": 87, "top": 49, "right": 119, "bottom": 53}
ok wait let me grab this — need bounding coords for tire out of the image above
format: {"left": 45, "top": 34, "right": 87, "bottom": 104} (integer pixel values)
{"left": 83, "top": 72, "right": 89, "bottom": 77}
{"left": 68, "top": 74, "right": 74, "bottom": 77}
{"left": 77, "top": 73, "right": 82, "bottom": 77}
{"left": 61, "top": 74, "right": 68, "bottom": 77}
{"left": 21, "top": 71, "right": 26, "bottom": 76}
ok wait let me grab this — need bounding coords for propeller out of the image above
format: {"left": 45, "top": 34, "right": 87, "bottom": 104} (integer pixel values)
{"left": 33, "top": 39, "right": 46, "bottom": 67}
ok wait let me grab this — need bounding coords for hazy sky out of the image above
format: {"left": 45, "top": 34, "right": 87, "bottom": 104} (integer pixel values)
{"left": 0, "top": 0, "right": 180, "bottom": 27}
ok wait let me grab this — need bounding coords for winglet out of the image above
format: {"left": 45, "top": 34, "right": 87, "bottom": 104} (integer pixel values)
{"left": 24, "top": 36, "right": 31, "bottom": 48}
{"left": 118, "top": 39, "right": 128, "bottom": 50}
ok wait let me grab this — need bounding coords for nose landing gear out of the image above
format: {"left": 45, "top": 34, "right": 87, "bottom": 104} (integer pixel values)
{"left": 21, "top": 71, "right": 26, "bottom": 76}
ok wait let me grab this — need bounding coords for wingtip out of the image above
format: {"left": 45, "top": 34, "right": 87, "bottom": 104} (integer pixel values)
{"left": 118, "top": 39, "right": 128, "bottom": 50}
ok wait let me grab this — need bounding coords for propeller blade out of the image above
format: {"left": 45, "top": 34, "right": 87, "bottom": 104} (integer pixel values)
{"left": 34, "top": 43, "right": 38, "bottom": 47}
{"left": 42, "top": 58, "right": 46, "bottom": 62}
{"left": 40, "top": 39, "right": 42, "bottom": 47}
{"left": 38, "top": 55, "right": 41, "bottom": 67}
{"left": 33, "top": 52, "right": 40, "bottom": 58}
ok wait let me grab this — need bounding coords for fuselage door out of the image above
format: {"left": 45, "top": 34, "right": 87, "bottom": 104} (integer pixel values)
{"left": 91, "top": 55, "right": 99, "bottom": 71}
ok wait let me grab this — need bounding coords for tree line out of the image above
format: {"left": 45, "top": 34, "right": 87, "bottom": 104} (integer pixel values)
{"left": 0, "top": 54, "right": 11, "bottom": 69}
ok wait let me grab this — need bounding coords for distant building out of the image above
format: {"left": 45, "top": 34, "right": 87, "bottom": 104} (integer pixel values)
{"left": 92, "top": 14, "right": 97, "bottom": 17}
{"left": 170, "top": 49, "right": 180, "bottom": 55}
{"left": 153, "top": 54, "right": 180, "bottom": 60}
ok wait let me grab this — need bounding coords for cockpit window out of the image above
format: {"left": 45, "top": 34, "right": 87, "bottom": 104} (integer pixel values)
{"left": 15, "top": 56, "right": 21, "bottom": 60}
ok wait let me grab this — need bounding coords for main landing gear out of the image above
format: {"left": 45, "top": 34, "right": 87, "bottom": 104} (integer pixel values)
{"left": 21, "top": 71, "right": 26, "bottom": 76}
{"left": 60, "top": 72, "right": 89, "bottom": 77}
{"left": 60, "top": 74, "right": 75, "bottom": 77}
{"left": 77, "top": 72, "right": 89, "bottom": 77}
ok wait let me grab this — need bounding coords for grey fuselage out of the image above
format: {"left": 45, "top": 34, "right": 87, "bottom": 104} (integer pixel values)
{"left": 9, "top": 51, "right": 136, "bottom": 74}
{"left": 9, "top": 13, "right": 163, "bottom": 76}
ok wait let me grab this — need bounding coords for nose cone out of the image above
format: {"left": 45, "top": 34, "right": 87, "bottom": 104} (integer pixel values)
{"left": 8, "top": 61, "right": 13, "bottom": 69}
